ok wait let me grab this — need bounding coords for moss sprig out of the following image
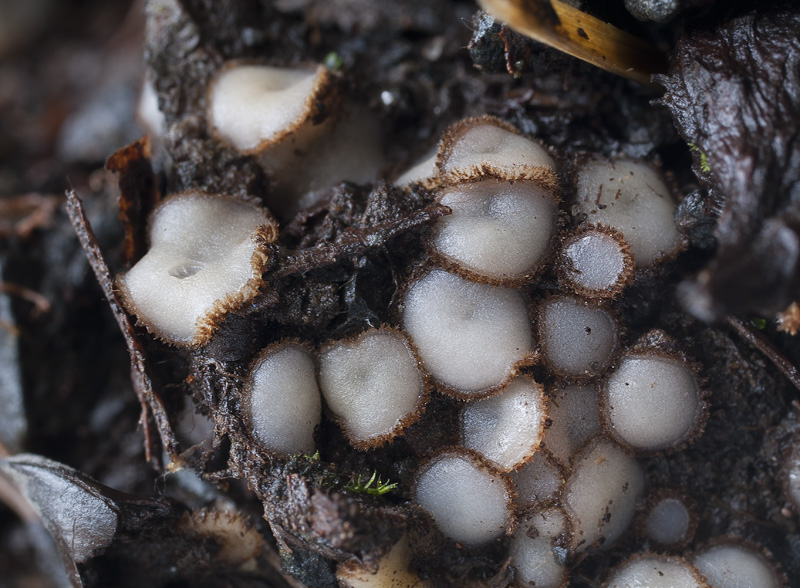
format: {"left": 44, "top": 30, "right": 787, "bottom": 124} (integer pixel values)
{"left": 346, "top": 471, "right": 398, "bottom": 496}
{"left": 688, "top": 143, "right": 711, "bottom": 173}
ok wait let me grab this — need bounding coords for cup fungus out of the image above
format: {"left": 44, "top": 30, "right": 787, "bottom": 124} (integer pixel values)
{"left": 395, "top": 116, "right": 556, "bottom": 193}
{"left": 413, "top": 449, "right": 513, "bottom": 547}
{"left": 537, "top": 295, "right": 620, "bottom": 379}
{"left": 565, "top": 438, "right": 644, "bottom": 552}
{"left": 336, "top": 534, "right": 428, "bottom": 588}
{"left": 574, "top": 158, "right": 684, "bottom": 266}
{"left": 262, "top": 100, "right": 384, "bottom": 218}
{"left": 207, "top": 62, "right": 383, "bottom": 219}
{"left": 438, "top": 116, "right": 556, "bottom": 187}
{"left": 693, "top": 543, "right": 784, "bottom": 588}
{"left": 394, "top": 147, "right": 438, "bottom": 189}
{"left": 459, "top": 375, "right": 547, "bottom": 471}
{"left": 510, "top": 450, "right": 566, "bottom": 508}
{"left": 641, "top": 490, "right": 695, "bottom": 549}
{"left": 401, "top": 269, "right": 534, "bottom": 398}
{"left": 116, "top": 191, "right": 277, "bottom": 347}
{"left": 137, "top": 77, "right": 166, "bottom": 141}
{"left": 244, "top": 342, "right": 321, "bottom": 457}
{"left": 542, "top": 383, "right": 602, "bottom": 466}
{"left": 95, "top": 70, "right": 716, "bottom": 583}
{"left": 318, "top": 327, "right": 427, "bottom": 449}
{"left": 558, "top": 225, "right": 634, "bottom": 299}
{"left": 178, "top": 509, "right": 264, "bottom": 570}
{"left": 509, "top": 507, "right": 570, "bottom": 588}
{"left": 602, "top": 351, "right": 705, "bottom": 452}
{"left": 604, "top": 554, "right": 709, "bottom": 588}
{"left": 430, "top": 179, "right": 558, "bottom": 284}
{"left": 208, "top": 63, "right": 336, "bottom": 154}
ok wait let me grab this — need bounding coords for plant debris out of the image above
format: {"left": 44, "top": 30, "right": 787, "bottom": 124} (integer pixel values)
{"left": 3, "top": 1, "right": 800, "bottom": 587}
{"left": 657, "top": 7, "right": 800, "bottom": 320}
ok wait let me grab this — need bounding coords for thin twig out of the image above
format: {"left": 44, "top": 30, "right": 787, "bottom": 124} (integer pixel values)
{"left": 0, "top": 193, "right": 62, "bottom": 239}
{"left": 0, "top": 318, "right": 20, "bottom": 336}
{"left": 0, "top": 282, "right": 52, "bottom": 316}
{"left": 478, "top": 0, "right": 667, "bottom": 85}
{"left": 726, "top": 316, "right": 800, "bottom": 392}
{"left": 65, "top": 190, "right": 180, "bottom": 466}
{"left": 134, "top": 370, "right": 156, "bottom": 465}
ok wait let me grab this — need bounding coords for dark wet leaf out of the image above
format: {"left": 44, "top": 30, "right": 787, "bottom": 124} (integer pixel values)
{"left": 656, "top": 8, "right": 800, "bottom": 320}
{"left": 0, "top": 454, "right": 120, "bottom": 585}
{"left": 0, "top": 453, "right": 302, "bottom": 588}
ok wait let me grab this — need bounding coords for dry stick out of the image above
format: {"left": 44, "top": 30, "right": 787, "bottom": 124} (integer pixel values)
{"left": 478, "top": 0, "right": 668, "bottom": 85}
{"left": 0, "top": 317, "right": 20, "bottom": 336}
{"left": 65, "top": 190, "right": 180, "bottom": 466}
{"left": 0, "top": 281, "right": 52, "bottom": 316}
{"left": 726, "top": 316, "right": 800, "bottom": 392}
{"left": 0, "top": 193, "right": 62, "bottom": 239}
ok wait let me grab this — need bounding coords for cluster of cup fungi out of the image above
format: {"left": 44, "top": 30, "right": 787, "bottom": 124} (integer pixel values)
{"left": 122, "top": 61, "right": 789, "bottom": 587}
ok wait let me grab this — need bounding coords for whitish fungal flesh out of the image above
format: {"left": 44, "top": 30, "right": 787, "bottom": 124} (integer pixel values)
{"left": 245, "top": 342, "right": 321, "bottom": 456}
{"left": 565, "top": 438, "right": 644, "bottom": 552}
{"left": 402, "top": 269, "right": 533, "bottom": 397}
{"left": 509, "top": 507, "right": 570, "bottom": 588}
{"left": 207, "top": 63, "right": 334, "bottom": 153}
{"left": 207, "top": 62, "right": 385, "bottom": 219}
{"left": 460, "top": 375, "right": 546, "bottom": 471}
{"left": 605, "top": 555, "right": 707, "bottom": 588}
{"left": 538, "top": 296, "right": 619, "bottom": 378}
{"left": 559, "top": 226, "right": 633, "bottom": 299}
{"left": 543, "top": 383, "right": 602, "bottom": 466}
{"left": 603, "top": 354, "right": 703, "bottom": 452}
{"left": 431, "top": 179, "right": 557, "bottom": 283}
{"left": 574, "top": 159, "right": 683, "bottom": 266}
{"left": 179, "top": 509, "right": 264, "bottom": 570}
{"left": 318, "top": 328, "right": 425, "bottom": 448}
{"left": 439, "top": 117, "right": 556, "bottom": 185}
{"left": 394, "top": 147, "right": 438, "bottom": 188}
{"left": 116, "top": 192, "right": 276, "bottom": 346}
{"left": 137, "top": 78, "right": 166, "bottom": 140}
{"left": 693, "top": 544, "right": 780, "bottom": 588}
{"left": 260, "top": 100, "right": 384, "bottom": 219}
{"left": 643, "top": 492, "right": 693, "bottom": 547}
{"left": 414, "top": 450, "right": 512, "bottom": 546}
{"left": 510, "top": 450, "right": 565, "bottom": 507}
{"left": 337, "top": 534, "right": 428, "bottom": 588}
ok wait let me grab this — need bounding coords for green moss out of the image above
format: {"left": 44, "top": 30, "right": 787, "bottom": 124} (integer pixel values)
{"left": 346, "top": 471, "right": 398, "bottom": 496}
{"left": 688, "top": 143, "right": 712, "bottom": 174}
{"left": 324, "top": 51, "right": 344, "bottom": 72}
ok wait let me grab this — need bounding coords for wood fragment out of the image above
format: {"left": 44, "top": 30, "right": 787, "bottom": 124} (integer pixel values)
{"left": 478, "top": 0, "right": 668, "bottom": 85}
{"left": 726, "top": 316, "right": 800, "bottom": 392}
{"left": 65, "top": 189, "right": 179, "bottom": 467}
{"left": 0, "top": 193, "right": 62, "bottom": 239}
{"left": 0, "top": 282, "right": 52, "bottom": 316}
{"left": 106, "top": 135, "right": 161, "bottom": 266}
